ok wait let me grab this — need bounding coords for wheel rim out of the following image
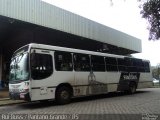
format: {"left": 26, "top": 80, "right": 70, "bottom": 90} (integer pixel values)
{"left": 60, "top": 90, "right": 69, "bottom": 100}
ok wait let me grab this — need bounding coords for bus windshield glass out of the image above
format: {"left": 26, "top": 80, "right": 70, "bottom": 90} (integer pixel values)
{"left": 9, "top": 52, "right": 29, "bottom": 82}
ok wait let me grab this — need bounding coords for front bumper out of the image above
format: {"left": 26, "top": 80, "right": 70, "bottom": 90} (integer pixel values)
{"left": 9, "top": 92, "right": 31, "bottom": 101}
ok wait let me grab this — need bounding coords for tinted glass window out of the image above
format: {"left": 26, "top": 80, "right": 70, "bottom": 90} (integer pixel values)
{"left": 74, "top": 53, "right": 90, "bottom": 71}
{"left": 128, "top": 58, "right": 135, "bottom": 72}
{"left": 121, "top": 58, "right": 148, "bottom": 73}
{"left": 55, "top": 51, "right": 73, "bottom": 71}
{"left": 136, "top": 59, "right": 145, "bottom": 72}
{"left": 125, "top": 58, "right": 137, "bottom": 72}
{"left": 31, "top": 53, "right": 53, "bottom": 80}
{"left": 105, "top": 57, "right": 118, "bottom": 71}
{"left": 144, "top": 61, "right": 150, "bottom": 72}
{"left": 105, "top": 57, "right": 117, "bottom": 65}
{"left": 91, "top": 56, "right": 105, "bottom": 71}
{"left": 117, "top": 58, "right": 126, "bottom": 71}
{"left": 125, "top": 58, "right": 132, "bottom": 66}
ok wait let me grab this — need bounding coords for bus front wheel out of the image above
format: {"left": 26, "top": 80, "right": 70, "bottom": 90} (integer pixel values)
{"left": 55, "top": 86, "right": 71, "bottom": 105}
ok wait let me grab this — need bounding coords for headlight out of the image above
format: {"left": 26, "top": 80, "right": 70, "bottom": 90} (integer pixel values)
{"left": 19, "top": 89, "right": 24, "bottom": 92}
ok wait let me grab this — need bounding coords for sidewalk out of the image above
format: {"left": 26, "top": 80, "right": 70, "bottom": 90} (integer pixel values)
{"left": 0, "top": 88, "right": 9, "bottom": 98}
{"left": 0, "top": 88, "right": 25, "bottom": 106}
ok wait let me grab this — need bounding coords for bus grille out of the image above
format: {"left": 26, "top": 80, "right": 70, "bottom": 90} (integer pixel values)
{"left": 11, "top": 89, "right": 20, "bottom": 93}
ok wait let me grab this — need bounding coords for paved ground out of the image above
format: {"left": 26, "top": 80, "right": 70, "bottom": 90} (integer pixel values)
{"left": 0, "top": 88, "right": 160, "bottom": 120}
{"left": 0, "top": 88, "right": 9, "bottom": 98}
{"left": 0, "top": 88, "right": 24, "bottom": 106}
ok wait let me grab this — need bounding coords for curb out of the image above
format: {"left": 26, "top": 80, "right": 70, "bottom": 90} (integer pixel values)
{"left": 0, "top": 102, "right": 26, "bottom": 107}
{"left": 0, "top": 99, "right": 26, "bottom": 107}
{"left": 0, "top": 98, "right": 10, "bottom": 101}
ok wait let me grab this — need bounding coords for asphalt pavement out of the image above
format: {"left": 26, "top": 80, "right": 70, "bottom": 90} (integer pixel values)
{"left": 0, "top": 88, "right": 160, "bottom": 120}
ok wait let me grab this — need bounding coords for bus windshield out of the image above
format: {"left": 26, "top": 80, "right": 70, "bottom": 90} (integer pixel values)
{"left": 9, "top": 52, "right": 29, "bottom": 82}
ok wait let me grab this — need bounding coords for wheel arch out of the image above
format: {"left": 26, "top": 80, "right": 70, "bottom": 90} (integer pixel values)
{"left": 55, "top": 83, "right": 73, "bottom": 97}
{"left": 129, "top": 81, "right": 138, "bottom": 88}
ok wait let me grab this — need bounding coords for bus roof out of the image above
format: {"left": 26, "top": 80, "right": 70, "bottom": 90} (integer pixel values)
{"left": 29, "top": 43, "right": 124, "bottom": 58}
{"left": 14, "top": 43, "right": 149, "bottom": 62}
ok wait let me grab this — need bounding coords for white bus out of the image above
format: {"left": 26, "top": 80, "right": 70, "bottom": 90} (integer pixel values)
{"left": 9, "top": 43, "right": 152, "bottom": 104}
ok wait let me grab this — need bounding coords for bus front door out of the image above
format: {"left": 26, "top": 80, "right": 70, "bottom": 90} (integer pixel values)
{"left": 30, "top": 49, "right": 55, "bottom": 101}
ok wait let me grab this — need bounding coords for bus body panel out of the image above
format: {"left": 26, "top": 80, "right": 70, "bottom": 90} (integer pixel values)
{"left": 53, "top": 71, "right": 75, "bottom": 86}
{"left": 106, "top": 72, "right": 121, "bottom": 92}
{"left": 31, "top": 87, "right": 56, "bottom": 101}
{"left": 90, "top": 72, "right": 107, "bottom": 94}
{"left": 74, "top": 72, "right": 90, "bottom": 96}
{"left": 137, "top": 73, "right": 153, "bottom": 89}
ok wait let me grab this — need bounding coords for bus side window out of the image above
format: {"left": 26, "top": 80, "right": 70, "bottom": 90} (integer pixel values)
{"left": 31, "top": 53, "right": 53, "bottom": 80}
{"left": 124, "top": 57, "right": 136, "bottom": 72}
{"left": 73, "top": 53, "right": 90, "bottom": 71}
{"left": 91, "top": 55, "right": 105, "bottom": 71}
{"left": 117, "top": 58, "right": 126, "bottom": 72}
{"left": 144, "top": 61, "right": 150, "bottom": 72}
{"left": 54, "top": 51, "right": 73, "bottom": 71}
{"left": 135, "top": 59, "right": 145, "bottom": 72}
{"left": 105, "top": 57, "right": 118, "bottom": 72}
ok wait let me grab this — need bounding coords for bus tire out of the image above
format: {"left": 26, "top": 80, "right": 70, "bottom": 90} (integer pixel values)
{"left": 55, "top": 86, "right": 71, "bottom": 105}
{"left": 128, "top": 82, "right": 137, "bottom": 94}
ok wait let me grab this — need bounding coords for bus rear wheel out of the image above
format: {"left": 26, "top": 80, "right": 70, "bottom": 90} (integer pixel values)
{"left": 55, "top": 86, "right": 71, "bottom": 105}
{"left": 128, "top": 82, "right": 137, "bottom": 94}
